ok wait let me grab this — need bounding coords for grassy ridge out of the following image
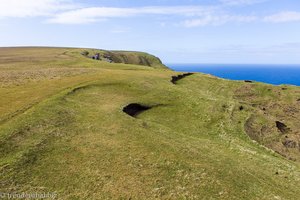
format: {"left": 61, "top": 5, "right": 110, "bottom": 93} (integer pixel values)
{"left": 0, "top": 47, "right": 300, "bottom": 199}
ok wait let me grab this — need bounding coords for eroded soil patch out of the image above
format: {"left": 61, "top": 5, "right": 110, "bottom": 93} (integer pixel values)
{"left": 235, "top": 84, "right": 300, "bottom": 161}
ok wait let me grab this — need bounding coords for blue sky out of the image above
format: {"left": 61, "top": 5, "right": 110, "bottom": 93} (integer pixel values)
{"left": 1, "top": 0, "right": 300, "bottom": 64}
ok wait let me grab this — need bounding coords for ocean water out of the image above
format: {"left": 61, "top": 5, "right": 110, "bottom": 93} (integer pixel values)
{"left": 168, "top": 64, "right": 300, "bottom": 86}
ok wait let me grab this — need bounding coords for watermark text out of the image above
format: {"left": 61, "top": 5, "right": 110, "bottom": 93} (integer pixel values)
{"left": 0, "top": 192, "right": 57, "bottom": 199}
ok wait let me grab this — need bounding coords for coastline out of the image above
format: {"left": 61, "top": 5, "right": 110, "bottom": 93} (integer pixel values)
{"left": 167, "top": 63, "right": 300, "bottom": 86}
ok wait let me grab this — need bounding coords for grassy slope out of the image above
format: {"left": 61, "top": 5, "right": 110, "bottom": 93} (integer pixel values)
{"left": 0, "top": 47, "right": 300, "bottom": 199}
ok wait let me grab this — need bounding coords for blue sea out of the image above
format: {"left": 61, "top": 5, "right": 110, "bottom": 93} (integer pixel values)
{"left": 168, "top": 64, "right": 300, "bottom": 86}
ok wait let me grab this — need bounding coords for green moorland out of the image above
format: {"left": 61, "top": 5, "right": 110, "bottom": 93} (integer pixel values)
{"left": 0, "top": 47, "right": 300, "bottom": 199}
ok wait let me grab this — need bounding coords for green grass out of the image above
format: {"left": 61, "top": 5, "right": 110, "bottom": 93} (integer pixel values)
{"left": 0, "top": 47, "right": 300, "bottom": 199}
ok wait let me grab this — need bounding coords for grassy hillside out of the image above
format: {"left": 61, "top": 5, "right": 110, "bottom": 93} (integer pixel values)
{"left": 0, "top": 47, "right": 300, "bottom": 199}
{"left": 80, "top": 48, "right": 168, "bottom": 69}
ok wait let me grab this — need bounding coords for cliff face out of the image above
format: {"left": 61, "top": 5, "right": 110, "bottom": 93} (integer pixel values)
{"left": 84, "top": 49, "right": 168, "bottom": 69}
{"left": 109, "top": 51, "right": 168, "bottom": 69}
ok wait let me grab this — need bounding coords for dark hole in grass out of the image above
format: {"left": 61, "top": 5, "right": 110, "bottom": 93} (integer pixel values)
{"left": 244, "top": 80, "right": 253, "bottom": 83}
{"left": 282, "top": 88, "right": 288, "bottom": 90}
{"left": 275, "top": 121, "right": 290, "bottom": 134}
{"left": 239, "top": 106, "right": 244, "bottom": 111}
{"left": 171, "top": 73, "right": 194, "bottom": 84}
{"left": 123, "top": 103, "right": 151, "bottom": 117}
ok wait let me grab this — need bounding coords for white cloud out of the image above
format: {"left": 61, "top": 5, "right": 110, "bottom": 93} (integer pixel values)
{"left": 0, "top": 0, "right": 76, "bottom": 18}
{"left": 183, "top": 15, "right": 257, "bottom": 27}
{"left": 47, "top": 6, "right": 215, "bottom": 24}
{"left": 0, "top": 0, "right": 299, "bottom": 27}
{"left": 220, "top": 0, "right": 267, "bottom": 6}
{"left": 264, "top": 11, "right": 300, "bottom": 23}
